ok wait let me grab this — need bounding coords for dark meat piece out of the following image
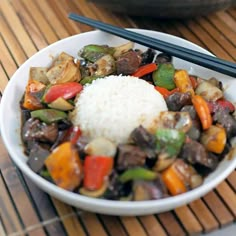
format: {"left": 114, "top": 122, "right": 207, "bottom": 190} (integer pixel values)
{"left": 27, "top": 143, "right": 50, "bottom": 173}
{"left": 22, "top": 118, "right": 58, "bottom": 143}
{"left": 116, "top": 50, "right": 141, "bottom": 75}
{"left": 140, "top": 48, "right": 156, "bottom": 65}
{"left": 155, "top": 53, "right": 172, "bottom": 64}
{"left": 180, "top": 140, "right": 218, "bottom": 170}
{"left": 213, "top": 111, "right": 236, "bottom": 139}
{"left": 117, "top": 144, "right": 147, "bottom": 170}
{"left": 130, "top": 125, "right": 156, "bottom": 158}
{"left": 165, "top": 92, "right": 192, "bottom": 111}
{"left": 130, "top": 126, "right": 156, "bottom": 150}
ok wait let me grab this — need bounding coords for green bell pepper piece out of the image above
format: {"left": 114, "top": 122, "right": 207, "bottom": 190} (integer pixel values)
{"left": 81, "top": 45, "right": 114, "bottom": 63}
{"left": 119, "top": 167, "right": 157, "bottom": 183}
{"left": 156, "top": 128, "right": 185, "bottom": 157}
{"left": 152, "top": 63, "right": 176, "bottom": 90}
{"left": 31, "top": 109, "right": 67, "bottom": 124}
{"left": 80, "top": 75, "right": 103, "bottom": 85}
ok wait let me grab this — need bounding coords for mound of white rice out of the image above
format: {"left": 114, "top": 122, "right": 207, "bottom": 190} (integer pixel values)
{"left": 71, "top": 75, "right": 167, "bottom": 144}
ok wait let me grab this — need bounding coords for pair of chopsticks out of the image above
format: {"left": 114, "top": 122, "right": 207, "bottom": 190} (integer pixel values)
{"left": 68, "top": 13, "right": 236, "bottom": 77}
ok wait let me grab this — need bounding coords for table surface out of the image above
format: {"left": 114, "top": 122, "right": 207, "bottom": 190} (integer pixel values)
{"left": 0, "top": 1, "right": 236, "bottom": 235}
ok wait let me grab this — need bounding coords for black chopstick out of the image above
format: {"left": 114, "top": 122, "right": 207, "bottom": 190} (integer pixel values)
{"left": 68, "top": 13, "right": 236, "bottom": 77}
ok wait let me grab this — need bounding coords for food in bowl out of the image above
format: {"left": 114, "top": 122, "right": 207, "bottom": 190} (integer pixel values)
{"left": 19, "top": 40, "right": 236, "bottom": 202}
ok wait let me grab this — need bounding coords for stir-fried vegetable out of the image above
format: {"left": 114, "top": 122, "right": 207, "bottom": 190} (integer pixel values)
{"left": 45, "top": 142, "right": 83, "bottom": 191}
{"left": 155, "top": 86, "right": 179, "bottom": 98}
{"left": 31, "top": 109, "right": 67, "bottom": 124}
{"left": 156, "top": 128, "right": 186, "bottom": 157}
{"left": 43, "top": 82, "right": 83, "bottom": 103}
{"left": 152, "top": 63, "right": 175, "bottom": 90}
{"left": 83, "top": 155, "right": 114, "bottom": 191}
{"left": 162, "top": 163, "right": 187, "bottom": 196}
{"left": 48, "top": 97, "right": 74, "bottom": 111}
{"left": 174, "top": 70, "right": 194, "bottom": 96}
{"left": 200, "top": 125, "right": 226, "bottom": 154}
{"left": 20, "top": 41, "right": 236, "bottom": 201}
{"left": 22, "top": 79, "right": 46, "bottom": 110}
{"left": 132, "top": 63, "right": 157, "bottom": 78}
{"left": 192, "top": 95, "right": 212, "bottom": 130}
{"left": 119, "top": 167, "right": 157, "bottom": 183}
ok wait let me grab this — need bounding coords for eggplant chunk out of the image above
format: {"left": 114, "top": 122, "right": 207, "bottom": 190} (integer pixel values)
{"left": 133, "top": 178, "right": 168, "bottom": 201}
{"left": 27, "top": 143, "right": 50, "bottom": 173}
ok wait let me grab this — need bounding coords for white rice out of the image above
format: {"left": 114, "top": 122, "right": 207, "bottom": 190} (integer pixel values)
{"left": 71, "top": 75, "right": 167, "bottom": 144}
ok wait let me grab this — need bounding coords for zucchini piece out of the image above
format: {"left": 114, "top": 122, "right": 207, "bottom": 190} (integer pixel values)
{"left": 31, "top": 109, "right": 67, "bottom": 124}
{"left": 48, "top": 97, "right": 74, "bottom": 111}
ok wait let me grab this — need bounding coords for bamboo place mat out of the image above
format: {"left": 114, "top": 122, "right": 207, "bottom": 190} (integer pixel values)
{"left": 0, "top": 0, "right": 236, "bottom": 235}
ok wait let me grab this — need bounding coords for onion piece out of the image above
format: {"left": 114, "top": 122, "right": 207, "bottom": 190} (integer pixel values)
{"left": 195, "top": 80, "right": 223, "bottom": 102}
{"left": 85, "top": 137, "right": 117, "bottom": 157}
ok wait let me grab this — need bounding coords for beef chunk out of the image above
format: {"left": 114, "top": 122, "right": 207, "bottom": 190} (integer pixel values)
{"left": 213, "top": 111, "right": 236, "bottom": 139}
{"left": 116, "top": 50, "right": 141, "bottom": 75}
{"left": 130, "top": 126, "right": 156, "bottom": 150}
{"left": 117, "top": 144, "right": 147, "bottom": 170}
{"left": 27, "top": 143, "right": 50, "bottom": 173}
{"left": 22, "top": 118, "right": 58, "bottom": 143}
{"left": 180, "top": 140, "right": 218, "bottom": 170}
{"left": 130, "top": 125, "right": 156, "bottom": 159}
{"left": 165, "top": 92, "right": 192, "bottom": 111}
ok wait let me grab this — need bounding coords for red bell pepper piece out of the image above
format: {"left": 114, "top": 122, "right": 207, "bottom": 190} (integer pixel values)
{"left": 83, "top": 156, "right": 114, "bottom": 191}
{"left": 132, "top": 63, "right": 157, "bottom": 78}
{"left": 44, "top": 82, "right": 83, "bottom": 103}
{"left": 64, "top": 126, "right": 82, "bottom": 144}
{"left": 189, "top": 76, "right": 198, "bottom": 90}
{"left": 208, "top": 99, "right": 235, "bottom": 114}
{"left": 217, "top": 99, "right": 235, "bottom": 113}
{"left": 155, "top": 86, "right": 179, "bottom": 98}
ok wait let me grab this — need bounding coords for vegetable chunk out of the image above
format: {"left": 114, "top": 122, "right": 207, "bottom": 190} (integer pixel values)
{"left": 45, "top": 142, "right": 82, "bottom": 191}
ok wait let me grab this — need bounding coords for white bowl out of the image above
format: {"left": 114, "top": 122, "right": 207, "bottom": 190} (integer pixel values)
{"left": 1, "top": 29, "right": 236, "bottom": 216}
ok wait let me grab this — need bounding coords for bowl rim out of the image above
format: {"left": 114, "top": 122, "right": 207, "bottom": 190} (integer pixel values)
{"left": 1, "top": 29, "right": 236, "bottom": 215}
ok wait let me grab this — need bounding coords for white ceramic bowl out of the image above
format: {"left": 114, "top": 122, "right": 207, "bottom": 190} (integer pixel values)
{"left": 1, "top": 29, "right": 236, "bottom": 216}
